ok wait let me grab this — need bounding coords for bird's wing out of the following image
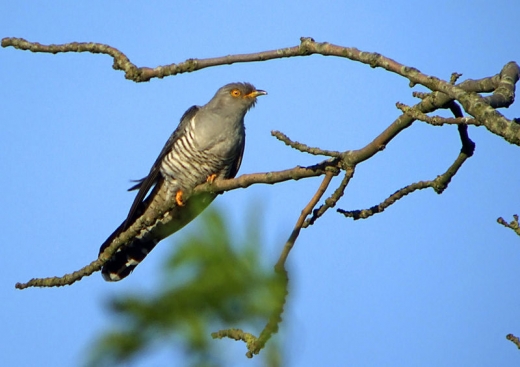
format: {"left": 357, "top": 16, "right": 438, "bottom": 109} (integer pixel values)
{"left": 228, "top": 136, "right": 245, "bottom": 179}
{"left": 123, "top": 105, "right": 200, "bottom": 229}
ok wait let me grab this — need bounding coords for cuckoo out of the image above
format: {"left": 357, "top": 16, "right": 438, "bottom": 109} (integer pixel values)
{"left": 99, "top": 82, "right": 266, "bottom": 281}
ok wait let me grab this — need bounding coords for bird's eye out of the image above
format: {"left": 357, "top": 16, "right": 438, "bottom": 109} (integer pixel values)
{"left": 230, "top": 89, "right": 241, "bottom": 97}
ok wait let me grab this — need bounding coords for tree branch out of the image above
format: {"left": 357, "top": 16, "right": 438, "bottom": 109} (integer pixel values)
{"left": 3, "top": 37, "right": 518, "bottom": 144}
{"left": 507, "top": 334, "right": 520, "bottom": 349}
{"left": 303, "top": 167, "right": 355, "bottom": 227}
{"left": 212, "top": 171, "right": 334, "bottom": 357}
{"left": 275, "top": 171, "right": 335, "bottom": 271}
{"left": 271, "top": 130, "right": 343, "bottom": 158}
{"left": 397, "top": 103, "right": 479, "bottom": 127}
{"left": 338, "top": 150, "right": 471, "bottom": 220}
{"left": 338, "top": 101, "right": 473, "bottom": 220}
{"left": 497, "top": 215, "right": 520, "bottom": 237}
{"left": 15, "top": 161, "right": 340, "bottom": 289}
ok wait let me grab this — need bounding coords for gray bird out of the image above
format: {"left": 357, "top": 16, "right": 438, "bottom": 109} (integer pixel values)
{"left": 99, "top": 82, "right": 266, "bottom": 281}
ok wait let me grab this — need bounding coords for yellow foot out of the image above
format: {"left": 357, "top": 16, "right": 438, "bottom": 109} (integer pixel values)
{"left": 175, "top": 190, "right": 185, "bottom": 206}
{"left": 207, "top": 173, "right": 217, "bottom": 184}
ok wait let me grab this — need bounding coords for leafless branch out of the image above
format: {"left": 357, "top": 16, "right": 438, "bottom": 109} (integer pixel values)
{"left": 212, "top": 171, "right": 334, "bottom": 357}
{"left": 211, "top": 329, "right": 258, "bottom": 350}
{"left": 275, "top": 171, "right": 335, "bottom": 271}
{"left": 338, "top": 101, "right": 473, "bottom": 220}
{"left": 271, "top": 130, "right": 342, "bottom": 158}
{"left": 397, "top": 102, "right": 479, "bottom": 126}
{"left": 212, "top": 271, "right": 289, "bottom": 359}
{"left": 3, "top": 37, "right": 519, "bottom": 144}
{"left": 497, "top": 215, "right": 520, "bottom": 237}
{"left": 15, "top": 161, "right": 340, "bottom": 289}
{"left": 303, "top": 167, "right": 355, "bottom": 227}
{"left": 507, "top": 333, "right": 520, "bottom": 349}
{"left": 338, "top": 150, "right": 470, "bottom": 220}
{"left": 450, "top": 72, "right": 463, "bottom": 85}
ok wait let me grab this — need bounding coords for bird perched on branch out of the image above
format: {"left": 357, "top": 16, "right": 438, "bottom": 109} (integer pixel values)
{"left": 99, "top": 82, "right": 267, "bottom": 281}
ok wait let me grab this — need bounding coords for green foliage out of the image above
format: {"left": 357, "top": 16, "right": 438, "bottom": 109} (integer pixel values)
{"left": 87, "top": 207, "right": 285, "bottom": 367}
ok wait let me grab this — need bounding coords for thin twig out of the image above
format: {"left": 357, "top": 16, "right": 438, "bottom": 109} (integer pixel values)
{"left": 397, "top": 102, "right": 479, "bottom": 127}
{"left": 246, "top": 269, "right": 288, "bottom": 358}
{"left": 450, "top": 72, "right": 463, "bottom": 85}
{"left": 212, "top": 268, "right": 289, "bottom": 358}
{"left": 251, "top": 171, "right": 335, "bottom": 357}
{"left": 445, "top": 101, "right": 476, "bottom": 157}
{"left": 507, "top": 334, "right": 520, "bottom": 349}
{"left": 276, "top": 171, "right": 335, "bottom": 271}
{"left": 212, "top": 171, "right": 334, "bottom": 357}
{"left": 303, "top": 166, "right": 355, "bottom": 228}
{"left": 271, "top": 130, "right": 342, "bottom": 158}
{"left": 497, "top": 215, "right": 520, "bottom": 237}
{"left": 338, "top": 151, "right": 470, "bottom": 220}
{"left": 211, "top": 329, "right": 257, "bottom": 348}
{"left": 196, "top": 158, "right": 340, "bottom": 194}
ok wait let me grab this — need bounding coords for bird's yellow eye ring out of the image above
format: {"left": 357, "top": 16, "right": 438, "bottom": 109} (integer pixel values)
{"left": 230, "top": 89, "right": 241, "bottom": 97}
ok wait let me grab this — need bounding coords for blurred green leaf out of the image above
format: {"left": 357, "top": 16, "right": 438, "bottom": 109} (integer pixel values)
{"left": 87, "top": 206, "right": 285, "bottom": 367}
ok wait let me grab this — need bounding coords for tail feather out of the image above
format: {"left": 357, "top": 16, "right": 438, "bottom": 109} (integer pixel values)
{"left": 98, "top": 189, "right": 217, "bottom": 282}
{"left": 101, "top": 236, "right": 158, "bottom": 281}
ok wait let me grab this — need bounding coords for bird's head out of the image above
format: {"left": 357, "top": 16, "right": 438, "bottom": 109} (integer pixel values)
{"left": 208, "top": 82, "right": 267, "bottom": 113}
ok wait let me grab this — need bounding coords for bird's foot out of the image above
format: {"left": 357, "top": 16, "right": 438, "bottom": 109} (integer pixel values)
{"left": 175, "top": 190, "right": 185, "bottom": 206}
{"left": 207, "top": 173, "right": 217, "bottom": 184}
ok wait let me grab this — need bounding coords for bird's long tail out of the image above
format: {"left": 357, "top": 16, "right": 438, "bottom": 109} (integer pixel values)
{"left": 99, "top": 225, "right": 159, "bottom": 281}
{"left": 98, "top": 187, "right": 217, "bottom": 282}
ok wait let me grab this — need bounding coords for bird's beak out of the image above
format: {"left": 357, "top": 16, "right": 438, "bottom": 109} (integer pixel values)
{"left": 246, "top": 89, "right": 267, "bottom": 98}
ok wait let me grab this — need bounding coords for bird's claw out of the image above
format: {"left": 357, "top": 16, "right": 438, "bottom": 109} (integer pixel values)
{"left": 175, "top": 190, "right": 185, "bottom": 206}
{"left": 207, "top": 173, "right": 217, "bottom": 184}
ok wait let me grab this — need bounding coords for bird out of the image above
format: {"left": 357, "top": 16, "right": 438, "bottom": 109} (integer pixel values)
{"left": 98, "top": 82, "right": 267, "bottom": 281}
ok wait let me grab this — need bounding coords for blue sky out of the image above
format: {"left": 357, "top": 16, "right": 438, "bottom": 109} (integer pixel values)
{"left": 2, "top": 1, "right": 520, "bottom": 366}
